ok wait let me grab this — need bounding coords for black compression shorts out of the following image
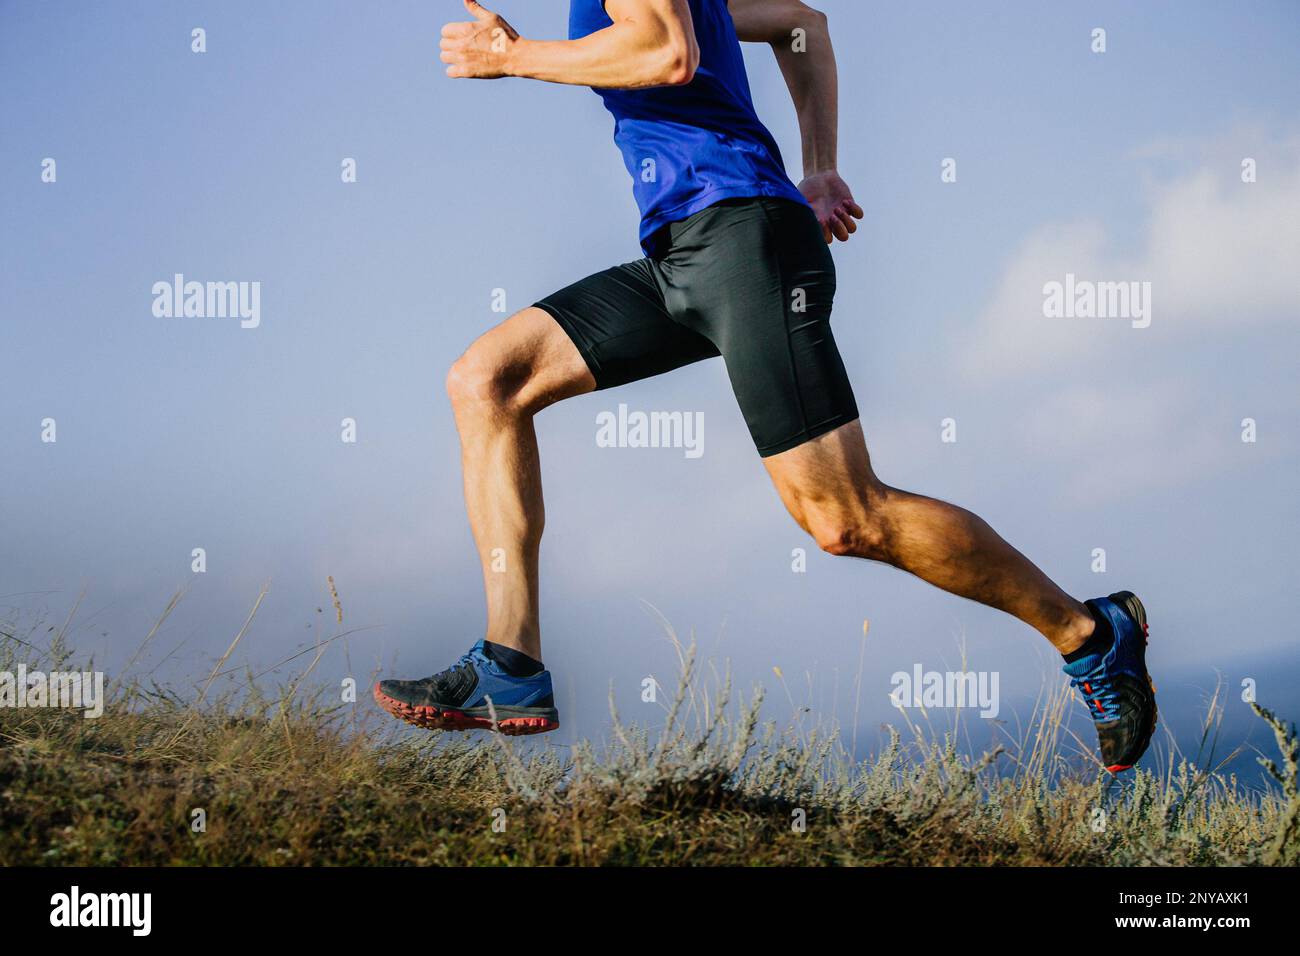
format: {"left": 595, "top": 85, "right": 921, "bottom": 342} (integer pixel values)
{"left": 534, "top": 197, "right": 859, "bottom": 458}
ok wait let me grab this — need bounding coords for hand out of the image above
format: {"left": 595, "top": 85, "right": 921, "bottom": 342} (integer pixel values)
{"left": 797, "top": 170, "right": 864, "bottom": 244}
{"left": 441, "top": 0, "right": 521, "bottom": 79}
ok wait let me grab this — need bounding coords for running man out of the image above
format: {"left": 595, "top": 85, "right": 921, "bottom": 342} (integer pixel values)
{"left": 375, "top": 0, "right": 1158, "bottom": 772}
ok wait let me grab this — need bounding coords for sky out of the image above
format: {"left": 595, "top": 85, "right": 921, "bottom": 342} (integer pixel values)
{"left": 2, "top": 0, "right": 1298, "bottom": 781}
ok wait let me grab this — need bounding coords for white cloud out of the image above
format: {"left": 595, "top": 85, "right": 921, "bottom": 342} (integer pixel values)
{"left": 959, "top": 130, "right": 1300, "bottom": 382}
{"left": 947, "top": 127, "right": 1300, "bottom": 504}
{"left": 1014, "top": 381, "right": 1223, "bottom": 503}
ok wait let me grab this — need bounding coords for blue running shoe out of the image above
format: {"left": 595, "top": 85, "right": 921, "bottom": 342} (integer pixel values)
{"left": 1063, "top": 591, "right": 1158, "bottom": 773}
{"left": 374, "top": 640, "right": 559, "bottom": 736}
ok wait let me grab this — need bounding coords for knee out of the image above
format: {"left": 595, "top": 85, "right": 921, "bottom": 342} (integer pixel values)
{"left": 445, "top": 345, "right": 522, "bottom": 415}
{"left": 807, "top": 511, "right": 891, "bottom": 561}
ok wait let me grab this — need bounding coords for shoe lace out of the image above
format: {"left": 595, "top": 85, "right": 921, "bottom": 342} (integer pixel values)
{"left": 1069, "top": 672, "right": 1118, "bottom": 719}
{"left": 425, "top": 652, "right": 476, "bottom": 685}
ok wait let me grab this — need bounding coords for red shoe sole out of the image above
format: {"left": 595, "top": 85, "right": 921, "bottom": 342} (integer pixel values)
{"left": 373, "top": 684, "right": 559, "bottom": 736}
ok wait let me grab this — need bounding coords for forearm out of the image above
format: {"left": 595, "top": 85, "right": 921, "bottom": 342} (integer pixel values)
{"left": 508, "top": 9, "right": 697, "bottom": 88}
{"left": 730, "top": 0, "right": 839, "bottom": 174}
{"left": 770, "top": 8, "right": 838, "bottom": 175}
{"left": 443, "top": 0, "right": 698, "bottom": 89}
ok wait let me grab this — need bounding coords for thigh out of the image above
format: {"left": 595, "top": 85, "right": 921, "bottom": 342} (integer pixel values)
{"left": 763, "top": 419, "right": 880, "bottom": 519}
{"left": 534, "top": 259, "right": 720, "bottom": 391}
{"left": 658, "top": 198, "right": 860, "bottom": 457}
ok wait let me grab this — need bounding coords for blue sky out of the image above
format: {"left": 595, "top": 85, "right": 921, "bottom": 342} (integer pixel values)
{"left": 2, "top": 1, "right": 1298, "bottom": 778}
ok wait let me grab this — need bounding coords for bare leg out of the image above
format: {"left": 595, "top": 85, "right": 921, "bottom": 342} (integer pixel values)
{"left": 764, "top": 420, "right": 1094, "bottom": 653}
{"left": 445, "top": 307, "right": 595, "bottom": 661}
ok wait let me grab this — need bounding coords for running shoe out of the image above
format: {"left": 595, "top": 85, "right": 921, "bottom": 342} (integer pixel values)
{"left": 1063, "top": 590, "right": 1158, "bottom": 773}
{"left": 374, "top": 640, "right": 559, "bottom": 735}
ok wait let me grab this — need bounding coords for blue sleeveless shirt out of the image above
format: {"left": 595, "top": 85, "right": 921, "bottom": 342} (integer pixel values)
{"left": 569, "top": 0, "right": 808, "bottom": 253}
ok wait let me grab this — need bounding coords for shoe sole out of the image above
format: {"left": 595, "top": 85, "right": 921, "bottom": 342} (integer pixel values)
{"left": 1103, "top": 590, "right": 1158, "bottom": 773}
{"left": 373, "top": 683, "right": 559, "bottom": 736}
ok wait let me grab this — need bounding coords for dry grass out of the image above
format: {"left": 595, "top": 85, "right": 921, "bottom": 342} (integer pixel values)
{"left": 1, "top": 605, "right": 1297, "bottom": 867}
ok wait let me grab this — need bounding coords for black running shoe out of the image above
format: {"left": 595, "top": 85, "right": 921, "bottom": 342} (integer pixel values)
{"left": 1063, "top": 591, "right": 1158, "bottom": 772}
